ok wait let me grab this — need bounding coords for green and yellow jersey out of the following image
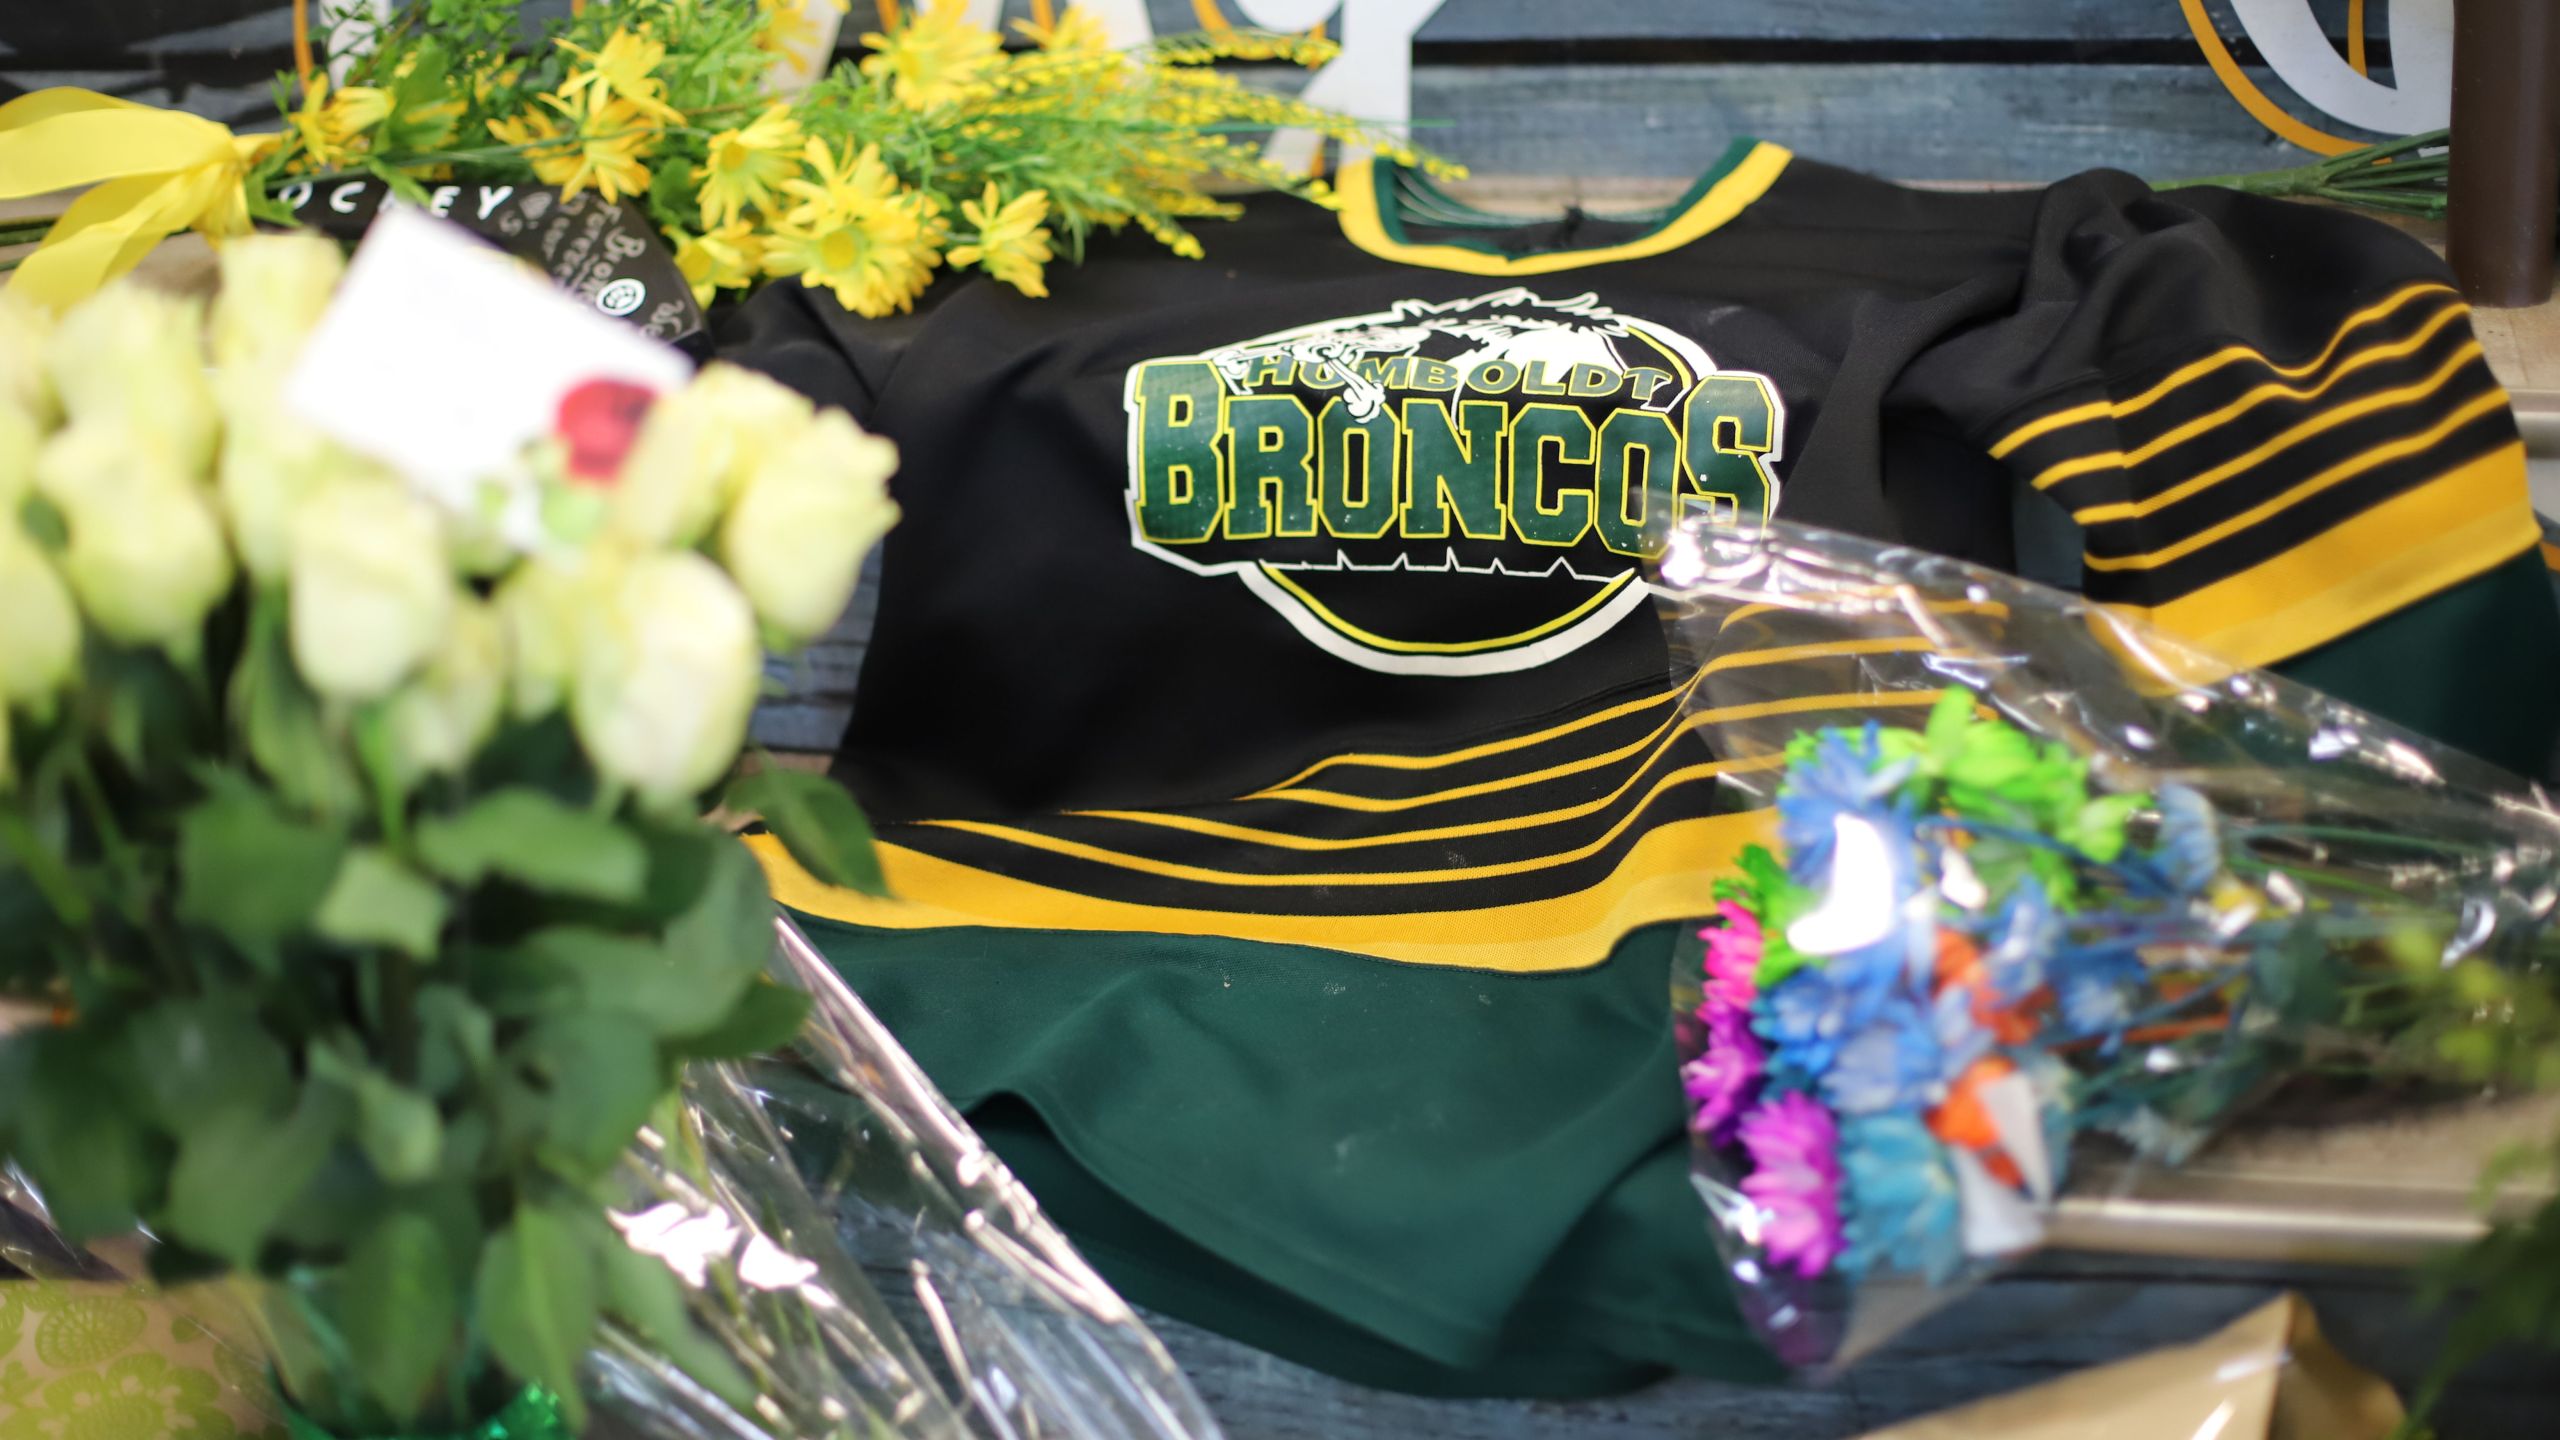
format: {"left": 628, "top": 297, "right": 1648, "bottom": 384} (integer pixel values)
{"left": 720, "top": 144, "right": 2560, "bottom": 1394}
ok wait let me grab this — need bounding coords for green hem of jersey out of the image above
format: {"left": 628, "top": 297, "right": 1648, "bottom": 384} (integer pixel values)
{"left": 1371, "top": 136, "right": 1762, "bottom": 261}
{"left": 784, "top": 909, "right": 1771, "bottom": 1378}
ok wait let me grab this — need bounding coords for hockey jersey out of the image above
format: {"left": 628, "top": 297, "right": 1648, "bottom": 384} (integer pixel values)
{"left": 722, "top": 142, "right": 2560, "bottom": 1394}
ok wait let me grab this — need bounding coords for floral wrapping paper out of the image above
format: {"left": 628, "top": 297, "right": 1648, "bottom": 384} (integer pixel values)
{"left": 0, "top": 1282, "right": 281, "bottom": 1440}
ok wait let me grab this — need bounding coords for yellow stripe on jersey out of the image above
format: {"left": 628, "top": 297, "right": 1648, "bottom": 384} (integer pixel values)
{"left": 2023, "top": 303, "right": 2473, "bottom": 494}
{"left": 1257, "top": 687, "right": 1948, "bottom": 813}
{"left": 1068, "top": 753, "right": 1782, "bottom": 852}
{"left": 1253, "top": 635, "right": 1936, "bottom": 795}
{"left": 2114, "top": 442, "right": 2534, "bottom": 668}
{"left": 2047, "top": 342, "right": 2492, "bottom": 517}
{"left": 754, "top": 810, "right": 1777, "bottom": 974}
{"left": 1988, "top": 281, "right": 2456, "bottom": 459}
{"left": 2081, "top": 389, "right": 2515, "bottom": 572}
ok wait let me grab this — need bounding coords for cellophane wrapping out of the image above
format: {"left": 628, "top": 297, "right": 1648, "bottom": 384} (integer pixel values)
{"left": 1652, "top": 518, "right": 2560, "bottom": 1369}
{"left": 0, "top": 920, "right": 1220, "bottom": 1440}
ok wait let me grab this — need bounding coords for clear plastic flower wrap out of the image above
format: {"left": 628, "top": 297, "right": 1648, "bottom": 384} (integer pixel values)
{"left": 0, "top": 922, "right": 1221, "bottom": 1440}
{"left": 1651, "top": 518, "right": 2560, "bottom": 1369}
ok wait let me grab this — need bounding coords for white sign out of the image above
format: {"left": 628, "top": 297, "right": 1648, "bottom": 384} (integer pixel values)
{"left": 2230, "top": 0, "right": 2451, "bottom": 135}
{"left": 283, "top": 209, "right": 691, "bottom": 541}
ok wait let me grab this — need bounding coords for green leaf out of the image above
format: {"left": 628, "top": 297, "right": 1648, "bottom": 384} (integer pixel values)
{"left": 505, "top": 1012, "right": 663, "bottom": 1176}
{"left": 164, "top": 1073, "right": 351, "bottom": 1264}
{"left": 315, "top": 848, "right": 450, "bottom": 958}
{"left": 126, "top": 996, "right": 293, "bottom": 1134}
{"left": 345, "top": 1211, "right": 460, "bottom": 1424}
{"left": 596, "top": 1238, "right": 756, "bottom": 1412}
{"left": 669, "top": 982, "right": 812, "bottom": 1060}
{"left": 15, "top": 1031, "right": 152, "bottom": 1241}
{"left": 354, "top": 1072, "right": 444, "bottom": 1186}
{"left": 724, "top": 767, "right": 886, "bottom": 896}
{"left": 231, "top": 589, "right": 363, "bottom": 819}
{"left": 94, "top": 643, "right": 197, "bottom": 781}
{"left": 663, "top": 833, "right": 781, "bottom": 993}
{"left": 176, "top": 780, "right": 346, "bottom": 968}
{"left": 413, "top": 986, "right": 495, "bottom": 1101}
{"left": 415, "top": 789, "right": 647, "bottom": 902}
{"left": 476, "top": 1202, "right": 599, "bottom": 1423}
{"left": 518, "top": 925, "right": 765, "bottom": 1040}
{"left": 2065, "top": 793, "right": 2148, "bottom": 865}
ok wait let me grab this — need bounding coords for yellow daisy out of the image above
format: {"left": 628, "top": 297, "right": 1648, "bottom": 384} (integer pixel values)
{"left": 1012, "top": 4, "right": 1111, "bottom": 55}
{"left": 486, "top": 107, "right": 582, "bottom": 192}
{"left": 763, "top": 195, "right": 941, "bottom": 318}
{"left": 779, "top": 138, "right": 901, "bottom": 228}
{"left": 859, "top": 0, "right": 1002, "bottom": 111}
{"left": 554, "top": 28, "right": 685, "bottom": 124}
{"left": 671, "top": 222, "right": 767, "bottom": 305}
{"left": 289, "top": 75, "right": 393, "bottom": 170}
{"left": 949, "top": 183, "right": 1054, "bottom": 298}
{"left": 535, "top": 90, "right": 659, "bottom": 204}
{"left": 693, "top": 104, "right": 804, "bottom": 228}
{"left": 754, "top": 0, "right": 851, "bottom": 55}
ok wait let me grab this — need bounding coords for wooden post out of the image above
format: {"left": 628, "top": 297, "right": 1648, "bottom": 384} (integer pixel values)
{"left": 2446, "top": 0, "right": 2560, "bottom": 306}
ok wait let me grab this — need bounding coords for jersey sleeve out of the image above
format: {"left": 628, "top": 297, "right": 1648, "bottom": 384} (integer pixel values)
{"left": 1909, "top": 170, "right": 2538, "bottom": 672}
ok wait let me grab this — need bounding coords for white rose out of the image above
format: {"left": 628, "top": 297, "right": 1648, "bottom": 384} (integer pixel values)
{"left": 288, "top": 479, "right": 455, "bottom": 701}
{"left": 686, "top": 363, "right": 815, "bottom": 476}
{"left": 211, "top": 232, "right": 345, "bottom": 371}
{"left": 382, "top": 594, "right": 506, "bottom": 782}
{"left": 49, "top": 283, "right": 218, "bottom": 479}
{"left": 0, "top": 528, "right": 79, "bottom": 719}
{"left": 606, "top": 363, "right": 814, "bottom": 549}
{"left": 39, "top": 427, "right": 233, "bottom": 661}
{"left": 491, "top": 549, "right": 619, "bottom": 721}
{"left": 214, "top": 370, "right": 361, "bottom": 583}
{"left": 0, "top": 294, "right": 58, "bottom": 429}
{"left": 0, "top": 400, "right": 40, "bottom": 520}
{"left": 718, "top": 408, "right": 899, "bottom": 647}
{"left": 573, "top": 550, "right": 760, "bottom": 803}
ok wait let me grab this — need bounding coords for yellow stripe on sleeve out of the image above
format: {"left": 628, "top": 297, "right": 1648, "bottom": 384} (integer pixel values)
{"left": 2114, "top": 442, "right": 2535, "bottom": 667}
{"left": 1988, "top": 282, "right": 2457, "bottom": 460}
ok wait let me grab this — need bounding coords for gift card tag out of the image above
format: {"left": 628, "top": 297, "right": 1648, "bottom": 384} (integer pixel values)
{"left": 283, "top": 207, "right": 692, "bottom": 545}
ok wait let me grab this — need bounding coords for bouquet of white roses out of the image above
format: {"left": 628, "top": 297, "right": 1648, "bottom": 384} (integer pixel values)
{"left": 0, "top": 225, "right": 906, "bottom": 1435}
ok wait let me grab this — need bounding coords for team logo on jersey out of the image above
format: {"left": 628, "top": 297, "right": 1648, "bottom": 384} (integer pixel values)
{"left": 1121, "top": 287, "right": 1786, "bottom": 675}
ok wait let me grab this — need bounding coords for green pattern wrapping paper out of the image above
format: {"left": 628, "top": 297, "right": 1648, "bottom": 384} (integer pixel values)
{"left": 0, "top": 1281, "right": 282, "bottom": 1440}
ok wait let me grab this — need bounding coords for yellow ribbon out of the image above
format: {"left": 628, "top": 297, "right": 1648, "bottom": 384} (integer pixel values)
{"left": 0, "top": 88, "right": 281, "bottom": 311}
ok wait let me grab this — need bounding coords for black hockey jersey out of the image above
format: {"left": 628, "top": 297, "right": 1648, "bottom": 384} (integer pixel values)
{"left": 725, "top": 143, "right": 2559, "bottom": 1393}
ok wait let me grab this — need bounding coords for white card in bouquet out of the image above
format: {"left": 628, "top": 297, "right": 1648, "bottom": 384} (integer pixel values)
{"left": 282, "top": 207, "right": 692, "bottom": 544}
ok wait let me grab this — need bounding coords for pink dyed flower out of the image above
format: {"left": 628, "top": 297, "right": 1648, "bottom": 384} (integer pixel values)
{"left": 1682, "top": 1010, "right": 1765, "bottom": 1140}
{"left": 1700, "top": 901, "right": 1763, "bottom": 1024}
{"left": 1738, "top": 1091, "right": 1845, "bottom": 1278}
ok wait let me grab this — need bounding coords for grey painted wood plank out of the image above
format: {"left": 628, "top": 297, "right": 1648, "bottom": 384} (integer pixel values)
{"left": 1404, "top": 62, "right": 2332, "bottom": 182}
{"left": 1142, "top": 0, "right": 2369, "bottom": 45}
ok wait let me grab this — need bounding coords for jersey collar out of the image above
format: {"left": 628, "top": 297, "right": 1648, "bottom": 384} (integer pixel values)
{"left": 1336, "top": 139, "right": 1791, "bottom": 276}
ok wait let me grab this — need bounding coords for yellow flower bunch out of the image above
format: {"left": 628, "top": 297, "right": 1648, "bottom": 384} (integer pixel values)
{"left": 0, "top": 0, "right": 1455, "bottom": 314}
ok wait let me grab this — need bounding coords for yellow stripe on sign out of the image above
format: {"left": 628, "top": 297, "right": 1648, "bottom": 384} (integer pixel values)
{"left": 1061, "top": 752, "right": 1785, "bottom": 854}
{"left": 2080, "top": 388, "right": 2515, "bottom": 572}
{"left": 1261, "top": 567, "right": 1635, "bottom": 655}
{"left": 2119, "top": 443, "right": 2534, "bottom": 668}
{"left": 1335, "top": 147, "right": 1793, "bottom": 278}
{"left": 1988, "top": 283, "right": 2457, "bottom": 460}
{"left": 753, "top": 810, "right": 1777, "bottom": 974}
{"left": 2025, "top": 302, "right": 2471, "bottom": 491}
{"left": 2172, "top": 0, "right": 2363, "bottom": 156}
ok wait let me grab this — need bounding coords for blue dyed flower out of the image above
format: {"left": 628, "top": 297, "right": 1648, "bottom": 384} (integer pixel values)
{"left": 2048, "top": 942, "right": 2148, "bottom": 1042}
{"left": 1756, "top": 962, "right": 1899, "bottom": 1085}
{"left": 1777, "top": 724, "right": 1917, "bottom": 886}
{"left": 1979, "top": 876, "right": 2059, "bottom": 1002}
{"left": 1820, "top": 988, "right": 1993, "bottom": 1116}
{"left": 2152, "top": 782, "right": 2221, "bottom": 895}
{"left": 1838, "top": 1115, "right": 1966, "bottom": 1284}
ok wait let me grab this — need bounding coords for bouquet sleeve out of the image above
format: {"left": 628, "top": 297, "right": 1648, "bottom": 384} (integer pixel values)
{"left": 1652, "top": 518, "right": 2560, "bottom": 1367}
